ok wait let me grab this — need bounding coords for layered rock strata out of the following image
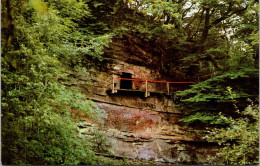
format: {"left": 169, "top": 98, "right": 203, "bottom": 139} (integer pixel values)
{"left": 68, "top": 37, "right": 218, "bottom": 164}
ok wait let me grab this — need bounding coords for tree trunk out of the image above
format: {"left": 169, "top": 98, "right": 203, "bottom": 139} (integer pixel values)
{"left": 199, "top": 7, "right": 210, "bottom": 53}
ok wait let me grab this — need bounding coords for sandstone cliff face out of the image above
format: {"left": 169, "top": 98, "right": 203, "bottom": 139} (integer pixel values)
{"left": 71, "top": 37, "right": 218, "bottom": 164}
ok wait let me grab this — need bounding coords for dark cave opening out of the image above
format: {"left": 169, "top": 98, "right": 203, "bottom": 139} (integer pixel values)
{"left": 120, "top": 72, "right": 132, "bottom": 89}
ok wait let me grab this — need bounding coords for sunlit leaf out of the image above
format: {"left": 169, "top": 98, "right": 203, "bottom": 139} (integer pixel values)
{"left": 29, "top": 0, "right": 48, "bottom": 14}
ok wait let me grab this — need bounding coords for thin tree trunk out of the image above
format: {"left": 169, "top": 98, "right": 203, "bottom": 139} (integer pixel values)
{"left": 199, "top": 7, "right": 210, "bottom": 53}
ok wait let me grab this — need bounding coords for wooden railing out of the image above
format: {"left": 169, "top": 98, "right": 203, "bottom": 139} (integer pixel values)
{"left": 112, "top": 77, "right": 194, "bottom": 97}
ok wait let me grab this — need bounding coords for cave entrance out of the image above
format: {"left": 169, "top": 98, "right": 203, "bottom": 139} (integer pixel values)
{"left": 120, "top": 72, "right": 132, "bottom": 89}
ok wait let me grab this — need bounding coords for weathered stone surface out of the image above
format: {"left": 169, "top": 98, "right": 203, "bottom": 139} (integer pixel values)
{"left": 71, "top": 43, "right": 218, "bottom": 164}
{"left": 76, "top": 101, "right": 210, "bottom": 163}
{"left": 92, "top": 87, "right": 108, "bottom": 96}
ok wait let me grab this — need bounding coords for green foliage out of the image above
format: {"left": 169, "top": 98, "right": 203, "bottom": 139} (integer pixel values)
{"left": 180, "top": 112, "right": 229, "bottom": 125}
{"left": 177, "top": 68, "right": 258, "bottom": 101}
{"left": 106, "top": 0, "right": 259, "bottom": 82}
{"left": 139, "top": 0, "right": 180, "bottom": 23}
{"left": 88, "top": 127, "right": 112, "bottom": 154}
{"left": 175, "top": 67, "right": 258, "bottom": 125}
{"left": 1, "top": 0, "right": 114, "bottom": 165}
{"left": 2, "top": 111, "right": 94, "bottom": 165}
{"left": 204, "top": 102, "right": 259, "bottom": 165}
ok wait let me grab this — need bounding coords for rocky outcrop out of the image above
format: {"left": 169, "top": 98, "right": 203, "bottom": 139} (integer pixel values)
{"left": 70, "top": 38, "right": 218, "bottom": 164}
{"left": 77, "top": 100, "right": 218, "bottom": 164}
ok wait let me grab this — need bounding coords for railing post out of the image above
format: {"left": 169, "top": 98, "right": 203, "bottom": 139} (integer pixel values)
{"left": 112, "top": 77, "right": 115, "bottom": 93}
{"left": 145, "top": 80, "right": 148, "bottom": 97}
{"left": 167, "top": 82, "right": 169, "bottom": 95}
